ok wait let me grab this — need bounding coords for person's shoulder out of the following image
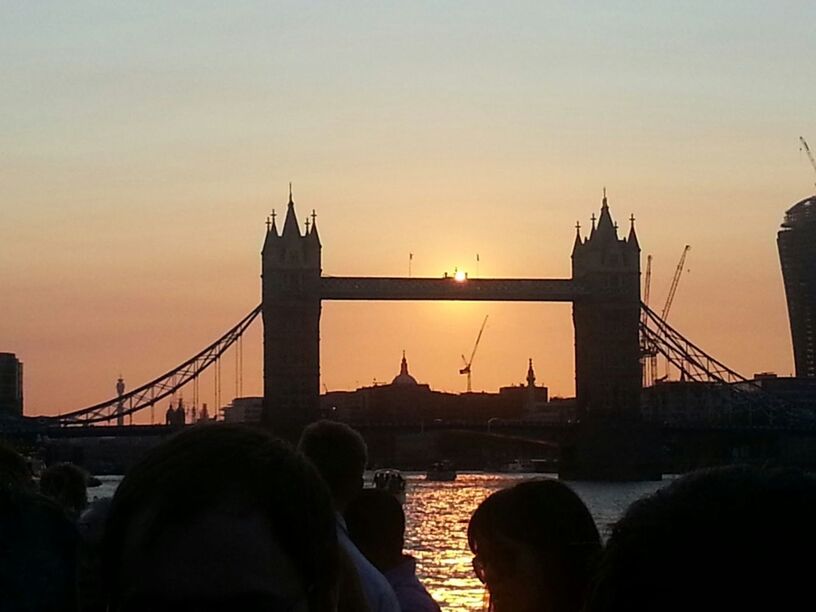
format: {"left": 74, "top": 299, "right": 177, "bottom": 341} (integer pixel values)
{"left": 376, "top": 585, "right": 401, "bottom": 612}
{"left": 392, "top": 584, "right": 441, "bottom": 612}
{"left": 337, "top": 529, "right": 400, "bottom": 612}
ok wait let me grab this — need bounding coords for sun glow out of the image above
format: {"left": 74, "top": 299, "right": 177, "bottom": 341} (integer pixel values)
{"left": 454, "top": 269, "right": 467, "bottom": 282}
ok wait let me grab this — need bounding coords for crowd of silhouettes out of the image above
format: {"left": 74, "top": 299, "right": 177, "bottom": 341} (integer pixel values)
{"left": 3, "top": 427, "right": 816, "bottom": 612}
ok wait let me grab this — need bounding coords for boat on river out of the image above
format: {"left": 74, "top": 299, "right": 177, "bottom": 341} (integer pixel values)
{"left": 373, "top": 468, "right": 407, "bottom": 503}
{"left": 498, "top": 458, "right": 530, "bottom": 473}
{"left": 426, "top": 461, "right": 456, "bottom": 482}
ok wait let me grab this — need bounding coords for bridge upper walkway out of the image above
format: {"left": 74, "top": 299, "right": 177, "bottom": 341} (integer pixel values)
{"left": 320, "top": 276, "right": 584, "bottom": 302}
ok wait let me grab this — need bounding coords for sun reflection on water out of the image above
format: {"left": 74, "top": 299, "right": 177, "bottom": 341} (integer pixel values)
{"left": 402, "top": 473, "right": 509, "bottom": 611}
{"left": 400, "top": 472, "right": 666, "bottom": 611}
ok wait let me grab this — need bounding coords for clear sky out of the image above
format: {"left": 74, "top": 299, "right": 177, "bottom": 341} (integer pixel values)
{"left": 2, "top": 1, "right": 815, "bottom": 418}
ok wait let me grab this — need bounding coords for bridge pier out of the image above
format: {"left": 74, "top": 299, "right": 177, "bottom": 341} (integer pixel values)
{"left": 559, "top": 420, "right": 662, "bottom": 481}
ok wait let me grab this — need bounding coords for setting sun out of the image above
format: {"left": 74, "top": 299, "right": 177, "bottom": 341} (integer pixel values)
{"left": 454, "top": 269, "right": 467, "bottom": 282}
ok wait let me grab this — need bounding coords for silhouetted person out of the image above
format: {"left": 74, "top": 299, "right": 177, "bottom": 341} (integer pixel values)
{"left": 40, "top": 463, "right": 89, "bottom": 520}
{"left": 468, "top": 480, "right": 601, "bottom": 612}
{"left": 0, "top": 441, "right": 33, "bottom": 491}
{"left": 346, "top": 489, "right": 441, "bottom": 612}
{"left": 1, "top": 486, "right": 79, "bottom": 612}
{"left": 102, "top": 424, "right": 339, "bottom": 611}
{"left": 77, "top": 497, "right": 112, "bottom": 612}
{"left": 299, "top": 420, "right": 400, "bottom": 612}
{"left": 585, "top": 466, "right": 816, "bottom": 612}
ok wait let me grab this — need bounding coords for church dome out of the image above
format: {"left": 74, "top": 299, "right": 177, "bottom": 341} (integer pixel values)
{"left": 391, "top": 352, "right": 418, "bottom": 386}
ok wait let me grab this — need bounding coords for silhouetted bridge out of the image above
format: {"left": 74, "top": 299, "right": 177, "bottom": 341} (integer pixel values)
{"left": 320, "top": 277, "right": 583, "bottom": 301}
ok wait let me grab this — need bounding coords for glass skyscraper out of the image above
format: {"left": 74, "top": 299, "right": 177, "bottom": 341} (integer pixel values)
{"left": 778, "top": 196, "right": 816, "bottom": 378}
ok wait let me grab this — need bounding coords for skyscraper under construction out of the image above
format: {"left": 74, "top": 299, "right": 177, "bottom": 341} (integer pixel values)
{"left": 778, "top": 195, "right": 816, "bottom": 378}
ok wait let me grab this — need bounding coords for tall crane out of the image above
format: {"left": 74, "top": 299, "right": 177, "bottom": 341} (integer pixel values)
{"left": 800, "top": 136, "right": 816, "bottom": 191}
{"left": 641, "top": 255, "right": 657, "bottom": 387}
{"left": 661, "top": 245, "right": 691, "bottom": 322}
{"left": 659, "top": 245, "right": 691, "bottom": 381}
{"left": 460, "top": 315, "right": 488, "bottom": 393}
{"left": 643, "top": 254, "right": 653, "bottom": 323}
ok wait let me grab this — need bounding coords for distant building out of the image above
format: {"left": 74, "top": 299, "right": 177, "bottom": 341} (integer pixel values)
{"left": 222, "top": 396, "right": 263, "bottom": 424}
{"left": 641, "top": 380, "right": 732, "bottom": 425}
{"left": 498, "top": 359, "right": 551, "bottom": 417}
{"left": 745, "top": 372, "right": 816, "bottom": 408}
{"left": 0, "top": 353, "right": 23, "bottom": 417}
{"left": 321, "top": 353, "right": 555, "bottom": 423}
{"left": 778, "top": 195, "right": 816, "bottom": 377}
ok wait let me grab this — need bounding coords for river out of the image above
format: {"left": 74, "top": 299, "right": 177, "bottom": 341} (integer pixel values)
{"left": 401, "top": 472, "right": 666, "bottom": 611}
{"left": 91, "top": 472, "right": 667, "bottom": 612}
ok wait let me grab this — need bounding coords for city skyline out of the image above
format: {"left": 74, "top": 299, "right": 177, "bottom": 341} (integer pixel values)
{"left": 2, "top": 2, "right": 815, "bottom": 417}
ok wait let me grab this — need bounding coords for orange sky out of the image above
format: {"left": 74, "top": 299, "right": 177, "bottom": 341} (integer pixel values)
{"left": 1, "top": 3, "right": 814, "bottom": 418}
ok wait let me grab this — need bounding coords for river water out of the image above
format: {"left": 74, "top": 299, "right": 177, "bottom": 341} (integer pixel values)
{"left": 402, "top": 472, "right": 665, "bottom": 611}
{"left": 92, "top": 473, "right": 667, "bottom": 612}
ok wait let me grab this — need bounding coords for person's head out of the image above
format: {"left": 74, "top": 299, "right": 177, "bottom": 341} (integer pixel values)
{"left": 103, "top": 424, "right": 339, "bottom": 612}
{"left": 40, "top": 462, "right": 88, "bottom": 518}
{"left": 468, "top": 479, "right": 601, "bottom": 612}
{"left": 0, "top": 442, "right": 32, "bottom": 491}
{"left": 298, "top": 420, "right": 367, "bottom": 511}
{"left": 344, "top": 488, "right": 405, "bottom": 572}
{"left": 586, "top": 465, "right": 816, "bottom": 612}
{"left": 0, "top": 487, "right": 78, "bottom": 611}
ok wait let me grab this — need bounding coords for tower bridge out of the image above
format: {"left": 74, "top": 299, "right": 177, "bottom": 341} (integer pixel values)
{"left": 263, "top": 189, "right": 645, "bottom": 477}
{"left": 33, "top": 188, "right": 815, "bottom": 480}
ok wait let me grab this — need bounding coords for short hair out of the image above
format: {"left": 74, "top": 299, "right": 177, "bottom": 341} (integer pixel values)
{"left": 345, "top": 488, "right": 405, "bottom": 558}
{"left": 102, "top": 424, "right": 338, "bottom": 611}
{"left": 468, "top": 479, "right": 601, "bottom": 612}
{"left": 586, "top": 466, "right": 816, "bottom": 612}
{"left": 298, "top": 420, "right": 368, "bottom": 499}
{"left": 40, "top": 462, "right": 88, "bottom": 516}
{"left": 0, "top": 442, "right": 31, "bottom": 491}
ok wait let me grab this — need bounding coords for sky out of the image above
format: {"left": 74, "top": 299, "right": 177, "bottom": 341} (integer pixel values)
{"left": 2, "top": 1, "right": 815, "bottom": 419}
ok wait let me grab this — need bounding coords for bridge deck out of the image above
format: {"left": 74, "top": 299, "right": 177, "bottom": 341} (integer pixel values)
{"left": 320, "top": 277, "right": 583, "bottom": 301}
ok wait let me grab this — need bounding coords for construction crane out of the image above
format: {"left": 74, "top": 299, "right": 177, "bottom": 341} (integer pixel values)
{"left": 642, "top": 254, "right": 653, "bottom": 323}
{"left": 460, "top": 315, "right": 488, "bottom": 393}
{"left": 658, "top": 245, "right": 691, "bottom": 381}
{"left": 661, "top": 245, "right": 691, "bottom": 321}
{"left": 800, "top": 136, "right": 816, "bottom": 191}
{"left": 641, "top": 255, "right": 657, "bottom": 387}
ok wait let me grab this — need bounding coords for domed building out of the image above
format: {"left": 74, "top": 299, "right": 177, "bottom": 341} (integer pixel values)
{"left": 391, "top": 351, "right": 419, "bottom": 386}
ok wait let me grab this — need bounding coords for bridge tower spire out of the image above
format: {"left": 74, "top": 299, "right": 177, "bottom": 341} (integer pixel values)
{"left": 261, "top": 186, "right": 322, "bottom": 437}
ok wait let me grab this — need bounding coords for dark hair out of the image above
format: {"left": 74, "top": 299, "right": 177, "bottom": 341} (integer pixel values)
{"left": 586, "top": 466, "right": 816, "bottom": 612}
{"left": 468, "top": 479, "right": 601, "bottom": 612}
{"left": 298, "top": 420, "right": 367, "bottom": 502}
{"left": 102, "top": 424, "right": 339, "bottom": 611}
{"left": 0, "top": 442, "right": 31, "bottom": 491}
{"left": 40, "top": 462, "right": 88, "bottom": 517}
{"left": 0, "top": 487, "right": 79, "bottom": 611}
{"left": 345, "top": 488, "right": 405, "bottom": 560}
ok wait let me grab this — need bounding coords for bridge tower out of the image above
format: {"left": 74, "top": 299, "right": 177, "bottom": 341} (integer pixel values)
{"left": 261, "top": 188, "right": 322, "bottom": 436}
{"left": 572, "top": 191, "right": 641, "bottom": 417}
{"left": 566, "top": 192, "right": 659, "bottom": 479}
